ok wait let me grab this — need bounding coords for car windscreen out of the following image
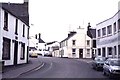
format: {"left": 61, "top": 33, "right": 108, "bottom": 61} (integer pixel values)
{"left": 95, "top": 58, "right": 106, "bottom": 62}
{"left": 110, "top": 60, "right": 120, "bottom": 66}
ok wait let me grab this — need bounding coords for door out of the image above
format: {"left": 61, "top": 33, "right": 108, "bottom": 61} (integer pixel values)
{"left": 14, "top": 41, "right": 18, "bottom": 65}
{"left": 79, "top": 49, "right": 83, "bottom": 58}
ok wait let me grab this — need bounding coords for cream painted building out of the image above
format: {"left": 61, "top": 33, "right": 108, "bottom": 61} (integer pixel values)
{"left": 60, "top": 24, "right": 96, "bottom": 58}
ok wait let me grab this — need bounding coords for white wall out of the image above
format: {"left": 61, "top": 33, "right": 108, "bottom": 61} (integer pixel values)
{"left": 0, "top": 8, "right": 2, "bottom": 61}
{"left": 66, "top": 28, "right": 92, "bottom": 58}
{"left": 96, "top": 10, "right": 120, "bottom": 58}
{"left": 1, "top": 9, "right": 29, "bottom": 66}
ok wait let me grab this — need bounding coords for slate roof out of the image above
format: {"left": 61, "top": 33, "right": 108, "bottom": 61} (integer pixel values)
{"left": 38, "top": 38, "right": 45, "bottom": 43}
{"left": 61, "top": 31, "right": 77, "bottom": 43}
{"left": 87, "top": 28, "right": 96, "bottom": 38}
{"left": 1, "top": 2, "right": 29, "bottom": 26}
{"left": 29, "top": 47, "right": 37, "bottom": 51}
{"left": 46, "top": 41, "right": 57, "bottom": 45}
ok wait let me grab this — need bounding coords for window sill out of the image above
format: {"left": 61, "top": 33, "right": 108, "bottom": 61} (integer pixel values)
{"left": 102, "top": 35, "right": 107, "bottom": 38}
{"left": 3, "top": 27, "right": 8, "bottom": 31}
{"left": 20, "top": 58, "right": 24, "bottom": 60}
{"left": 15, "top": 33, "right": 18, "bottom": 35}
{"left": 2, "top": 57, "right": 10, "bottom": 60}
{"left": 107, "top": 34, "right": 112, "bottom": 37}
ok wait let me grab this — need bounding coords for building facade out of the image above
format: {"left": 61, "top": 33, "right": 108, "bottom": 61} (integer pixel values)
{"left": 96, "top": 10, "right": 120, "bottom": 58}
{"left": 29, "top": 33, "right": 46, "bottom": 56}
{"left": 0, "top": 1, "right": 29, "bottom": 66}
{"left": 60, "top": 25, "right": 95, "bottom": 58}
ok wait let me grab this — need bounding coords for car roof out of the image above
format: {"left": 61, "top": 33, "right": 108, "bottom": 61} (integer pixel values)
{"left": 107, "top": 58, "right": 120, "bottom": 61}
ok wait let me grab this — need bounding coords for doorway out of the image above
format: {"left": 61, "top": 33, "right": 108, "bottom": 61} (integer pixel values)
{"left": 14, "top": 41, "right": 18, "bottom": 65}
{"left": 79, "top": 49, "right": 83, "bottom": 58}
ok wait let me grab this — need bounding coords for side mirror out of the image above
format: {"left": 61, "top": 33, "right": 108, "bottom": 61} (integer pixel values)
{"left": 105, "top": 63, "right": 109, "bottom": 65}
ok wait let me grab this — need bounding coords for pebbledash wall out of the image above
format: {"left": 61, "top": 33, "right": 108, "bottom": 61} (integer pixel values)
{"left": 96, "top": 10, "right": 120, "bottom": 58}
{"left": 0, "top": 3, "right": 29, "bottom": 66}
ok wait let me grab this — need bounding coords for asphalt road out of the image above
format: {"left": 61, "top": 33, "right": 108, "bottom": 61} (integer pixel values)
{"left": 18, "top": 56, "right": 110, "bottom": 79}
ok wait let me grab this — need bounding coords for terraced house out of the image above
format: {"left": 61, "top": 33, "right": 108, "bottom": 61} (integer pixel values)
{"left": 0, "top": 0, "right": 29, "bottom": 66}
{"left": 96, "top": 10, "right": 120, "bottom": 58}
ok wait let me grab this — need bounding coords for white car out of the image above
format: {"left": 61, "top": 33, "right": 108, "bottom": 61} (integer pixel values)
{"left": 103, "top": 58, "right": 120, "bottom": 78}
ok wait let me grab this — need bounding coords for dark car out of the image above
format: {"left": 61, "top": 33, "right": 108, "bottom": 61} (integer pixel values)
{"left": 91, "top": 57, "right": 107, "bottom": 70}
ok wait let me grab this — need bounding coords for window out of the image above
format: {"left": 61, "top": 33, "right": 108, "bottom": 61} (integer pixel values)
{"left": 114, "top": 46, "right": 116, "bottom": 55}
{"left": 118, "top": 19, "right": 120, "bottom": 30}
{"left": 93, "top": 40, "right": 96, "bottom": 48}
{"left": 20, "top": 43, "right": 25, "bottom": 59}
{"left": 72, "top": 48, "right": 76, "bottom": 54}
{"left": 118, "top": 45, "right": 120, "bottom": 55}
{"left": 102, "top": 48, "right": 106, "bottom": 57}
{"left": 97, "top": 29, "right": 101, "bottom": 37}
{"left": 107, "top": 25, "right": 112, "bottom": 35}
{"left": 2, "top": 37, "right": 11, "bottom": 60}
{"left": 4, "top": 11, "right": 8, "bottom": 31}
{"left": 27, "top": 27, "right": 29, "bottom": 39}
{"left": 15, "top": 19, "right": 18, "bottom": 35}
{"left": 23, "top": 24, "right": 25, "bottom": 37}
{"left": 102, "top": 27, "right": 106, "bottom": 36}
{"left": 114, "top": 22, "right": 116, "bottom": 33}
{"left": 108, "top": 47, "right": 112, "bottom": 55}
{"left": 87, "top": 49, "right": 90, "bottom": 54}
{"left": 72, "top": 40, "right": 76, "bottom": 45}
{"left": 98, "top": 48, "right": 101, "bottom": 55}
{"left": 36, "top": 46, "right": 38, "bottom": 48}
{"left": 87, "top": 40, "right": 90, "bottom": 46}
{"left": 66, "top": 41, "right": 68, "bottom": 46}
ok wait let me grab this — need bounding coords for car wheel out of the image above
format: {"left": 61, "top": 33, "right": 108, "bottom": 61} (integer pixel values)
{"left": 103, "top": 70, "right": 106, "bottom": 76}
{"left": 108, "top": 72, "right": 113, "bottom": 79}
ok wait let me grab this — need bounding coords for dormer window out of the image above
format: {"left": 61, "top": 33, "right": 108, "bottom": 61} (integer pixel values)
{"left": 4, "top": 11, "right": 8, "bottom": 31}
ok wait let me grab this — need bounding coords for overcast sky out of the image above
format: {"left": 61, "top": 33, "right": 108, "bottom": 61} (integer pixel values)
{"left": 1, "top": 0, "right": 120, "bottom": 42}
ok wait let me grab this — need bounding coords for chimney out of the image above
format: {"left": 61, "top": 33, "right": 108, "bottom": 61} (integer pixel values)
{"left": 68, "top": 31, "right": 76, "bottom": 37}
{"left": 39, "top": 33, "right": 41, "bottom": 39}
{"left": 87, "top": 22, "right": 91, "bottom": 31}
{"left": 35, "top": 34, "right": 37, "bottom": 39}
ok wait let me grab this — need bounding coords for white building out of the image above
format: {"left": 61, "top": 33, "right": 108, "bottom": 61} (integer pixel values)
{"left": 60, "top": 24, "right": 96, "bottom": 58}
{"left": 96, "top": 10, "right": 120, "bottom": 58}
{"left": 29, "top": 33, "right": 46, "bottom": 56}
{"left": 45, "top": 41, "right": 59, "bottom": 57}
{"left": 0, "top": 1, "right": 29, "bottom": 66}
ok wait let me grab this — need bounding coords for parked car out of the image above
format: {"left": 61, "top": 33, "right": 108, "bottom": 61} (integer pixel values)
{"left": 91, "top": 57, "right": 107, "bottom": 70}
{"left": 103, "top": 58, "right": 120, "bottom": 78}
{"left": 44, "top": 52, "right": 52, "bottom": 57}
{"left": 29, "top": 52, "right": 38, "bottom": 58}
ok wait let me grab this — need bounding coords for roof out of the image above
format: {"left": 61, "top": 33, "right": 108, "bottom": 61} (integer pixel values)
{"left": 1, "top": 2, "right": 29, "bottom": 26}
{"left": 96, "top": 10, "right": 120, "bottom": 25}
{"left": 46, "top": 41, "right": 57, "bottom": 45}
{"left": 88, "top": 28, "right": 96, "bottom": 38}
{"left": 38, "top": 38, "right": 45, "bottom": 43}
{"left": 61, "top": 31, "right": 77, "bottom": 43}
{"left": 29, "top": 47, "right": 37, "bottom": 50}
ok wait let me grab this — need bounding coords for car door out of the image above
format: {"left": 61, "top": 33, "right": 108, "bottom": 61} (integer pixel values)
{"left": 104, "top": 60, "right": 110, "bottom": 73}
{"left": 104, "top": 60, "right": 109, "bottom": 72}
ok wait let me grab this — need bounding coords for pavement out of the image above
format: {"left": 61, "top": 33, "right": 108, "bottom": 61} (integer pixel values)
{"left": 2, "top": 58, "right": 44, "bottom": 78}
{"left": 77, "top": 58, "right": 94, "bottom": 63}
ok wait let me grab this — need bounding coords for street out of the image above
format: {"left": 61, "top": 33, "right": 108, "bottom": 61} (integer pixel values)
{"left": 18, "top": 56, "right": 109, "bottom": 79}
